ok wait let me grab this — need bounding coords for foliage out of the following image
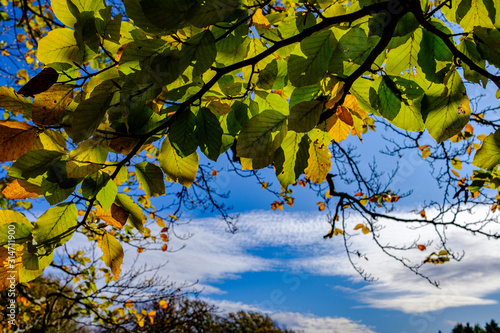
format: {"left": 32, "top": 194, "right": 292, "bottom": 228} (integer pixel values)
{"left": 439, "top": 320, "right": 500, "bottom": 333}
{"left": 0, "top": 0, "right": 500, "bottom": 329}
{"left": 108, "top": 296, "right": 300, "bottom": 333}
{"left": 0, "top": 276, "right": 85, "bottom": 333}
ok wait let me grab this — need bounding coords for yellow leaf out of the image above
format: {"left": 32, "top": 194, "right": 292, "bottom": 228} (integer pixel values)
{"left": 333, "top": 228, "right": 344, "bottom": 235}
{"left": 253, "top": 8, "right": 271, "bottom": 29}
{"left": 168, "top": 214, "right": 178, "bottom": 220}
{"left": 354, "top": 224, "right": 364, "bottom": 230}
{"left": 159, "top": 300, "right": 168, "bottom": 309}
{"left": 451, "top": 158, "right": 462, "bottom": 170}
{"left": 477, "top": 134, "right": 487, "bottom": 141}
{"left": 98, "top": 232, "right": 124, "bottom": 281}
{"left": 326, "top": 81, "right": 345, "bottom": 109}
{"left": 451, "top": 170, "right": 460, "bottom": 178}
{"left": 342, "top": 94, "right": 368, "bottom": 120}
{"left": 421, "top": 147, "right": 431, "bottom": 159}
{"left": 327, "top": 114, "right": 351, "bottom": 142}
{"left": 156, "top": 217, "right": 165, "bottom": 227}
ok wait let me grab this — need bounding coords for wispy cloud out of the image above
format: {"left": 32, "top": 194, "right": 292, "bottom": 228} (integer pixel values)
{"left": 58, "top": 207, "right": 500, "bottom": 316}
{"left": 201, "top": 297, "right": 379, "bottom": 333}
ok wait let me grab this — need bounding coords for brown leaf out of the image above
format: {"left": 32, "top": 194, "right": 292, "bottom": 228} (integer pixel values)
{"left": 17, "top": 67, "right": 59, "bottom": 97}
{"left": 0, "top": 121, "right": 38, "bottom": 162}
{"left": 417, "top": 245, "right": 426, "bottom": 251}
{"left": 32, "top": 84, "right": 73, "bottom": 125}
{"left": 336, "top": 106, "right": 354, "bottom": 126}
{"left": 1, "top": 179, "right": 42, "bottom": 199}
{"left": 96, "top": 204, "right": 129, "bottom": 229}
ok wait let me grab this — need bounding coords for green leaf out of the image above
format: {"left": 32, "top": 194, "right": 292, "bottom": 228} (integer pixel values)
{"left": 183, "top": 30, "right": 217, "bottom": 78}
{"left": 474, "top": 27, "right": 500, "bottom": 69}
{"left": 96, "top": 7, "right": 122, "bottom": 44}
{"left": 115, "top": 193, "right": 145, "bottom": 233}
{"left": 0, "top": 87, "right": 32, "bottom": 116}
{"left": 70, "top": 81, "right": 115, "bottom": 142}
{"left": 187, "top": 0, "right": 241, "bottom": 28}
{"left": 74, "top": 12, "right": 100, "bottom": 62}
{"left": 37, "top": 28, "right": 84, "bottom": 65}
{"left": 274, "top": 131, "right": 310, "bottom": 188}
{"left": 32, "top": 203, "right": 77, "bottom": 248}
{"left": 66, "top": 139, "right": 108, "bottom": 179}
{"left": 456, "top": 0, "right": 496, "bottom": 32}
{"left": 196, "top": 107, "right": 223, "bottom": 161}
{"left": 168, "top": 110, "right": 198, "bottom": 157}
{"left": 472, "top": 128, "right": 500, "bottom": 171}
{"left": 305, "top": 128, "right": 332, "bottom": 184}
{"left": 288, "top": 100, "right": 325, "bottom": 133}
{"left": 0, "top": 210, "right": 33, "bottom": 246}
{"left": 418, "top": 21, "right": 453, "bottom": 83}
{"left": 22, "top": 248, "right": 54, "bottom": 271}
{"left": 139, "top": 0, "right": 197, "bottom": 31}
{"left": 82, "top": 172, "right": 118, "bottom": 211}
{"left": 8, "top": 150, "right": 64, "bottom": 181}
{"left": 123, "top": 0, "right": 168, "bottom": 34}
{"left": 457, "top": 36, "right": 488, "bottom": 86}
{"left": 98, "top": 232, "right": 124, "bottom": 281}
{"left": 371, "top": 75, "right": 425, "bottom": 131}
{"left": 236, "top": 110, "right": 288, "bottom": 158}
{"left": 135, "top": 162, "right": 165, "bottom": 197}
{"left": 328, "top": 25, "right": 378, "bottom": 77}
{"left": 422, "top": 69, "right": 471, "bottom": 143}
{"left": 288, "top": 30, "right": 333, "bottom": 87}
{"left": 159, "top": 136, "right": 199, "bottom": 188}
{"left": 41, "top": 160, "right": 79, "bottom": 205}
{"left": 52, "top": 0, "right": 106, "bottom": 28}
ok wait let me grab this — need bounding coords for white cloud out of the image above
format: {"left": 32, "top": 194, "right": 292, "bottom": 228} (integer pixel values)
{"left": 56, "top": 207, "right": 500, "bottom": 315}
{"left": 271, "top": 312, "right": 378, "bottom": 333}
{"left": 201, "top": 298, "right": 378, "bottom": 333}
{"left": 160, "top": 209, "right": 500, "bottom": 314}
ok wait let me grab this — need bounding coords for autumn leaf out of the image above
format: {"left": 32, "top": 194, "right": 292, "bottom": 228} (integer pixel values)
{"left": 253, "top": 8, "right": 270, "bottom": 29}
{"left": 1, "top": 179, "right": 42, "bottom": 199}
{"left": 417, "top": 245, "right": 426, "bottom": 251}
{"left": 32, "top": 84, "right": 73, "bottom": 125}
{"left": 96, "top": 204, "right": 129, "bottom": 229}
{"left": 17, "top": 67, "right": 59, "bottom": 97}
{"left": 98, "top": 232, "right": 124, "bottom": 281}
{"left": 0, "top": 121, "right": 38, "bottom": 162}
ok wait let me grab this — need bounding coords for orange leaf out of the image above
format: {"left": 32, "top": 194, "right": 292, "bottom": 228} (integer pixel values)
{"left": 161, "top": 244, "right": 168, "bottom": 252}
{"left": 96, "top": 204, "right": 129, "bottom": 229}
{"left": 419, "top": 209, "right": 426, "bottom": 219}
{"left": 464, "top": 124, "right": 473, "bottom": 135}
{"left": 0, "top": 121, "right": 38, "bottom": 162}
{"left": 211, "top": 169, "right": 218, "bottom": 177}
{"left": 1, "top": 179, "right": 42, "bottom": 199}
{"left": 417, "top": 245, "right": 426, "bottom": 251}
{"left": 124, "top": 300, "right": 134, "bottom": 308}
{"left": 418, "top": 145, "right": 430, "bottom": 151}
{"left": 354, "top": 192, "right": 363, "bottom": 196}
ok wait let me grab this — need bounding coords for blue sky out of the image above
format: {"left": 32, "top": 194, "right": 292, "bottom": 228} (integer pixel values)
{"left": 3, "top": 7, "right": 500, "bottom": 332}
{"left": 57, "top": 120, "right": 500, "bottom": 333}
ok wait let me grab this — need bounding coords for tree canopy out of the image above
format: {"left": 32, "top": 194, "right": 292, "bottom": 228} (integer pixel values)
{"left": 1, "top": 0, "right": 500, "bottom": 329}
